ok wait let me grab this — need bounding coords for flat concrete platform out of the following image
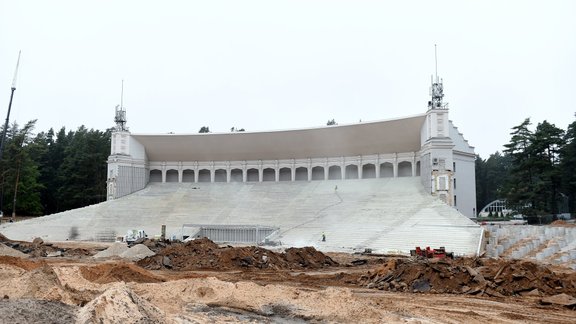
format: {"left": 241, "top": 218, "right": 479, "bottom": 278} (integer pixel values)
{"left": 0, "top": 178, "right": 482, "bottom": 255}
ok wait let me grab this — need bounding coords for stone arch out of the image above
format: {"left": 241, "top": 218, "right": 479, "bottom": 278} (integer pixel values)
{"left": 247, "top": 168, "right": 259, "bottom": 182}
{"left": 416, "top": 161, "right": 421, "bottom": 176}
{"left": 149, "top": 169, "right": 162, "bottom": 182}
{"left": 295, "top": 167, "right": 308, "bottom": 181}
{"left": 166, "top": 169, "right": 179, "bottom": 182}
{"left": 398, "top": 161, "right": 413, "bottom": 177}
{"left": 230, "top": 169, "right": 243, "bottom": 182}
{"left": 279, "top": 167, "right": 291, "bottom": 181}
{"left": 198, "top": 169, "right": 211, "bottom": 182}
{"left": 182, "top": 169, "right": 195, "bottom": 182}
{"left": 345, "top": 164, "right": 359, "bottom": 179}
{"left": 311, "top": 166, "right": 324, "bottom": 180}
{"left": 214, "top": 169, "right": 227, "bottom": 182}
{"left": 263, "top": 168, "right": 276, "bottom": 181}
{"left": 362, "top": 164, "right": 376, "bottom": 179}
{"left": 328, "top": 165, "right": 342, "bottom": 180}
{"left": 379, "top": 162, "right": 394, "bottom": 178}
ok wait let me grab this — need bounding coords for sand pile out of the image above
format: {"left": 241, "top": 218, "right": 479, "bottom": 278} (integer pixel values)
{"left": 76, "top": 284, "right": 166, "bottom": 324}
{"left": 137, "top": 238, "right": 337, "bottom": 271}
{"left": 119, "top": 244, "right": 155, "bottom": 261}
{"left": 93, "top": 242, "right": 129, "bottom": 258}
{"left": 359, "top": 257, "right": 576, "bottom": 297}
{"left": 0, "top": 265, "right": 72, "bottom": 302}
{"left": 93, "top": 243, "right": 155, "bottom": 261}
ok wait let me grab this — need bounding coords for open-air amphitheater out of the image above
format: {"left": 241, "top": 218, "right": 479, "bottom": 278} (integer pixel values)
{"left": 1, "top": 77, "right": 574, "bottom": 265}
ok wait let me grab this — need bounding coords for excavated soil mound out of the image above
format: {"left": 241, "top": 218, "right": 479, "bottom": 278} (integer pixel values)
{"left": 285, "top": 246, "right": 338, "bottom": 268}
{"left": 80, "top": 263, "right": 165, "bottom": 284}
{"left": 550, "top": 220, "right": 576, "bottom": 227}
{"left": 137, "top": 238, "right": 337, "bottom": 271}
{"left": 0, "top": 255, "right": 44, "bottom": 270}
{"left": 359, "top": 257, "right": 576, "bottom": 297}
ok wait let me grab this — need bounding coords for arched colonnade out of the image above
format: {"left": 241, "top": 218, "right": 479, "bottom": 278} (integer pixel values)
{"left": 149, "top": 154, "right": 421, "bottom": 183}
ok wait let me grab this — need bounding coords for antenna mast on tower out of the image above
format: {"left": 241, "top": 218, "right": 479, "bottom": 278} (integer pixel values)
{"left": 428, "top": 44, "right": 446, "bottom": 110}
{"left": 435, "top": 44, "right": 438, "bottom": 80}
{"left": 114, "top": 80, "right": 128, "bottom": 131}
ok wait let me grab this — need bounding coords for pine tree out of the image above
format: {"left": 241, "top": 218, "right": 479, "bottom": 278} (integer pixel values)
{"left": 503, "top": 118, "right": 536, "bottom": 215}
{"left": 530, "top": 121, "right": 564, "bottom": 214}
{"left": 560, "top": 117, "right": 576, "bottom": 214}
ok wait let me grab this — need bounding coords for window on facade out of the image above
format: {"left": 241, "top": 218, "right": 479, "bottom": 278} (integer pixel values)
{"left": 438, "top": 176, "right": 447, "bottom": 190}
{"left": 453, "top": 178, "right": 456, "bottom": 190}
{"left": 453, "top": 162, "right": 456, "bottom": 172}
{"left": 454, "top": 195, "right": 457, "bottom": 207}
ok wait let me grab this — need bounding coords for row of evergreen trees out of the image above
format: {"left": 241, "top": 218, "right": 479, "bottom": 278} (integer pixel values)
{"left": 0, "top": 121, "right": 110, "bottom": 216}
{"left": 476, "top": 117, "right": 576, "bottom": 217}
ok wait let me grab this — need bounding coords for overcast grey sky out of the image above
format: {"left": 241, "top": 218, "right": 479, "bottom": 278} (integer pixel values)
{"left": 1, "top": 0, "right": 575, "bottom": 158}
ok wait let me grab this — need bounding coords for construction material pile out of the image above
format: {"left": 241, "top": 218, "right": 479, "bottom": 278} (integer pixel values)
{"left": 93, "top": 242, "right": 155, "bottom": 261}
{"left": 359, "top": 256, "right": 576, "bottom": 298}
{"left": 137, "top": 237, "right": 338, "bottom": 271}
{"left": 0, "top": 234, "right": 92, "bottom": 258}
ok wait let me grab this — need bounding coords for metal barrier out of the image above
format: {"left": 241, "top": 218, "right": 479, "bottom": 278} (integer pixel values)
{"left": 181, "top": 224, "right": 279, "bottom": 244}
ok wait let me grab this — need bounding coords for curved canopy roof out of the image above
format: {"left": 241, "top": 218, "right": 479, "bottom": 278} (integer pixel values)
{"left": 131, "top": 114, "right": 426, "bottom": 162}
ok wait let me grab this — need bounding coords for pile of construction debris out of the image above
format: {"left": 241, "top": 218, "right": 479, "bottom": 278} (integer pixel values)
{"left": 137, "top": 237, "right": 338, "bottom": 271}
{"left": 0, "top": 234, "right": 92, "bottom": 258}
{"left": 359, "top": 256, "right": 576, "bottom": 306}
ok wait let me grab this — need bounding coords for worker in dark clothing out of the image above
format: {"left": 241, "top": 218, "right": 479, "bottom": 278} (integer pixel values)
{"left": 322, "top": 233, "right": 326, "bottom": 242}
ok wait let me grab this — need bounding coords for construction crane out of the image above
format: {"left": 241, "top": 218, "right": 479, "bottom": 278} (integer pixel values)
{"left": 0, "top": 51, "right": 21, "bottom": 218}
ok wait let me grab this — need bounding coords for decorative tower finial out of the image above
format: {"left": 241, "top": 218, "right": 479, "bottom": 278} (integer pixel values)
{"left": 428, "top": 44, "right": 447, "bottom": 110}
{"left": 114, "top": 80, "right": 128, "bottom": 131}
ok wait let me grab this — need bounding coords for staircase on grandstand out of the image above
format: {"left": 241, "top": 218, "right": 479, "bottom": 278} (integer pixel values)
{"left": 0, "top": 178, "right": 482, "bottom": 256}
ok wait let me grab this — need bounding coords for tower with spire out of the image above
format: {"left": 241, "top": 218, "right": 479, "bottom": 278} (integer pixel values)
{"left": 420, "top": 46, "right": 455, "bottom": 206}
{"left": 107, "top": 81, "right": 148, "bottom": 200}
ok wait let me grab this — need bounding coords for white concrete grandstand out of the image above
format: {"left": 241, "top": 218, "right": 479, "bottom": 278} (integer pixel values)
{"left": 0, "top": 178, "right": 482, "bottom": 255}
{"left": 1, "top": 74, "right": 483, "bottom": 255}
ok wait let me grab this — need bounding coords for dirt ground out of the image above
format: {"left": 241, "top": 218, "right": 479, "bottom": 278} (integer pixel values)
{"left": 0, "top": 235, "right": 574, "bottom": 323}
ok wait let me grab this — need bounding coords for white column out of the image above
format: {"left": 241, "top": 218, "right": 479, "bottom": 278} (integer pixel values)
{"left": 178, "top": 162, "right": 183, "bottom": 183}
{"left": 210, "top": 162, "right": 215, "bottom": 183}
{"left": 358, "top": 156, "right": 363, "bottom": 179}
{"left": 258, "top": 161, "right": 263, "bottom": 182}
{"left": 275, "top": 161, "right": 280, "bottom": 182}
{"left": 376, "top": 155, "right": 381, "bottom": 178}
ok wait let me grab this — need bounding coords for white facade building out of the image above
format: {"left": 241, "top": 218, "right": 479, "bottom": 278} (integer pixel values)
{"left": 107, "top": 77, "right": 477, "bottom": 217}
